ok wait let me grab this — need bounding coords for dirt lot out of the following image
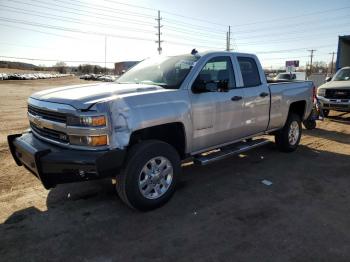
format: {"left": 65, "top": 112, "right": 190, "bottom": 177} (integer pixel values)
{"left": 0, "top": 77, "right": 349, "bottom": 261}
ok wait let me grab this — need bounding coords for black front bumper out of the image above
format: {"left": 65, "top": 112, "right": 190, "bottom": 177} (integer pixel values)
{"left": 8, "top": 132, "right": 126, "bottom": 189}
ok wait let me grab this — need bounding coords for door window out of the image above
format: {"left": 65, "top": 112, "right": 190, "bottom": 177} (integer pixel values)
{"left": 238, "top": 57, "right": 261, "bottom": 87}
{"left": 193, "top": 56, "right": 235, "bottom": 92}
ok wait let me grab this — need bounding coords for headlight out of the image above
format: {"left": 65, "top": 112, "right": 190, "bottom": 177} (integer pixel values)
{"left": 69, "top": 135, "right": 108, "bottom": 146}
{"left": 317, "top": 88, "right": 326, "bottom": 97}
{"left": 67, "top": 115, "right": 106, "bottom": 127}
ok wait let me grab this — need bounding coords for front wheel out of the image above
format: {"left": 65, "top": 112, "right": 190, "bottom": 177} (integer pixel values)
{"left": 322, "top": 109, "right": 330, "bottom": 117}
{"left": 275, "top": 113, "right": 302, "bottom": 152}
{"left": 116, "top": 140, "right": 181, "bottom": 211}
{"left": 303, "top": 119, "right": 316, "bottom": 130}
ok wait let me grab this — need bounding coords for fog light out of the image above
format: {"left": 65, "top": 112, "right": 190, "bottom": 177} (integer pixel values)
{"left": 69, "top": 135, "right": 108, "bottom": 146}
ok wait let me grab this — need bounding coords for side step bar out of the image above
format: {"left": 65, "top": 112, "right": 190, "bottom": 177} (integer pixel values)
{"left": 193, "top": 138, "right": 271, "bottom": 166}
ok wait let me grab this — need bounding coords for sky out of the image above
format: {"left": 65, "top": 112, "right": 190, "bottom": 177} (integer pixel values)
{"left": 0, "top": 0, "right": 349, "bottom": 69}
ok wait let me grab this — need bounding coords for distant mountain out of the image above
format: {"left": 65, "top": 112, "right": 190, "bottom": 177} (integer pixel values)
{"left": 0, "top": 61, "right": 39, "bottom": 70}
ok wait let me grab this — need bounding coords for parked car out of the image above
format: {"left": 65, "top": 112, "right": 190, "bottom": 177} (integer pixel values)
{"left": 8, "top": 51, "right": 314, "bottom": 210}
{"left": 317, "top": 67, "right": 350, "bottom": 116}
{"left": 0, "top": 72, "right": 70, "bottom": 80}
{"left": 274, "top": 72, "right": 297, "bottom": 81}
{"left": 274, "top": 72, "right": 306, "bottom": 81}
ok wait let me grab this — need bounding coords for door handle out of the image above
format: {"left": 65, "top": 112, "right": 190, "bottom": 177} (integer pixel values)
{"left": 231, "top": 96, "right": 243, "bottom": 101}
{"left": 259, "top": 92, "right": 269, "bottom": 98}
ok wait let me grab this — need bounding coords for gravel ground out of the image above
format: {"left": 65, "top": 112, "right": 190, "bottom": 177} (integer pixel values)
{"left": 0, "top": 78, "right": 349, "bottom": 262}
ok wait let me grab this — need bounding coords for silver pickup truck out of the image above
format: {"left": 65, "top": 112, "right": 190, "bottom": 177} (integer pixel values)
{"left": 8, "top": 51, "right": 314, "bottom": 210}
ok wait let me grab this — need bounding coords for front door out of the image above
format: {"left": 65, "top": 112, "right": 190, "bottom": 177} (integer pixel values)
{"left": 190, "top": 56, "right": 245, "bottom": 153}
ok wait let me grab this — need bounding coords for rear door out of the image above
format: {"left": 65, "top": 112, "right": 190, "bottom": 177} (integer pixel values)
{"left": 236, "top": 56, "right": 270, "bottom": 136}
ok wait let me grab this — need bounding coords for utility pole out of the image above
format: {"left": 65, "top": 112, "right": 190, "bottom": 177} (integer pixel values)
{"left": 307, "top": 49, "right": 316, "bottom": 76}
{"left": 329, "top": 51, "right": 336, "bottom": 75}
{"left": 226, "top": 25, "right": 231, "bottom": 51}
{"left": 104, "top": 35, "right": 107, "bottom": 75}
{"left": 155, "top": 10, "right": 163, "bottom": 55}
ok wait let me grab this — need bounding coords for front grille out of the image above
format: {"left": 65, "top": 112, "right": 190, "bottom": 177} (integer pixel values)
{"left": 30, "top": 123, "right": 69, "bottom": 143}
{"left": 28, "top": 105, "right": 67, "bottom": 123}
{"left": 325, "top": 89, "right": 350, "bottom": 99}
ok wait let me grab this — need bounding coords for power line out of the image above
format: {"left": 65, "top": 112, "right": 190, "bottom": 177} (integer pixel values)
{"left": 231, "top": 6, "right": 350, "bottom": 27}
{"left": 255, "top": 44, "right": 335, "bottom": 54}
{"left": 163, "top": 32, "right": 226, "bottom": 46}
{"left": 55, "top": 0, "right": 155, "bottom": 19}
{"left": 57, "top": 0, "right": 228, "bottom": 33}
{"left": 162, "top": 18, "right": 227, "bottom": 33}
{"left": 0, "top": 4, "right": 156, "bottom": 34}
{"left": 0, "top": 17, "right": 155, "bottom": 42}
{"left": 7, "top": 0, "right": 347, "bottom": 48}
{"left": 0, "top": 15, "right": 338, "bottom": 56}
{"left": 0, "top": 22, "right": 82, "bottom": 39}
{"left": 8, "top": 0, "right": 226, "bottom": 41}
{"left": 232, "top": 15, "right": 350, "bottom": 36}
{"left": 11, "top": 0, "right": 155, "bottom": 28}
{"left": 101, "top": 0, "right": 350, "bottom": 32}
{"left": 232, "top": 19, "right": 350, "bottom": 40}
{"left": 260, "top": 55, "right": 311, "bottom": 61}
{"left": 0, "top": 17, "right": 223, "bottom": 50}
{"left": 4, "top": 1, "right": 348, "bottom": 48}
{"left": 102, "top": 0, "right": 228, "bottom": 28}
{"left": 235, "top": 32, "right": 343, "bottom": 46}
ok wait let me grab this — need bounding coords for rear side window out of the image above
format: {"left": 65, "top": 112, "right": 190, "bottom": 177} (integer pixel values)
{"left": 237, "top": 57, "right": 261, "bottom": 87}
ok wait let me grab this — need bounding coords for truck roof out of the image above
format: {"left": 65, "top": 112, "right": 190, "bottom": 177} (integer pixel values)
{"left": 197, "top": 50, "right": 255, "bottom": 57}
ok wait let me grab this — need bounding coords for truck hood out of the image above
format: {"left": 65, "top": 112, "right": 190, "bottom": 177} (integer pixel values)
{"left": 319, "top": 81, "right": 350, "bottom": 90}
{"left": 30, "top": 82, "right": 167, "bottom": 109}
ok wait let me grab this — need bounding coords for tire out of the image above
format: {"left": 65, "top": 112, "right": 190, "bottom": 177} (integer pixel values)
{"left": 275, "top": 113, "right": 302, "bottom": 152}
{"left": 116, "top": 140, "right": 181, "bottom": 211}
{"left": 322, "top": 109, "right": 330, "bottom": 117}
{"left": 303, "top": 119, "right": 316, "bottom": 130}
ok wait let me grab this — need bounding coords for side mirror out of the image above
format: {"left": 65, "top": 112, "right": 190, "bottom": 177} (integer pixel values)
{"left": 192, "top": 79, "right": 213, "bottom": 93}
{"left": 192, "top": 78, "right": 229, "bottom": 93}
{"left": 192, "top": 79, "right": 205, "bottom": 93}
{"left": 325, "top": 76, "right": 332, "bottom": 82}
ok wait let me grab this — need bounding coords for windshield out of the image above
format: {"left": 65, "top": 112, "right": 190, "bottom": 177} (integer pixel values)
{"left": 333, "top": 68, "right": 350, "bottom": 81}
{"left": 117, "top": 55, "right": 199, "bottom": 89}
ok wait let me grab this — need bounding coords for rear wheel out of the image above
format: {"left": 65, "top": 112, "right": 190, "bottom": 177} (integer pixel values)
{"left": 275, "top": 113, "right": 302, "bottom": 152}
{"left": 116, "top": 140, "right": 181, "bottom": 211}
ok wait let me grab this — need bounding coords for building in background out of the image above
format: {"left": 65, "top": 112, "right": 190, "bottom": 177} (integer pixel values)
{"left": 336, "top": 35, "right": 350, "bottom": 71}
{"left": 114, "top": 61, "right": 139, "bottom": 75}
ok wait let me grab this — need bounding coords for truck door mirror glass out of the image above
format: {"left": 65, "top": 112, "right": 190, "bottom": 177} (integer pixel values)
{"left": 325, "top": 76, "right": 332, "bottom": 82}
{"left": 192, "top": 78, "right": 213, "bottom": 93}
